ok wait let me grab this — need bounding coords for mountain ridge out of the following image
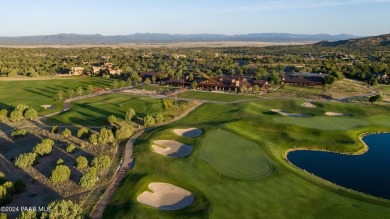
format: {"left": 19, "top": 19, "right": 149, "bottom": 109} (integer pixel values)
{"left": 0, "top": 33, "right": 361, "bottom": 45}
{"left": 315, "top": 33, "right": 390, "bottom": 47}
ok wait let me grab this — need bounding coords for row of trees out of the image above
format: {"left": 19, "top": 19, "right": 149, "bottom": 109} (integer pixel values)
{"left": 0, "top": 104, "right": 38, "bottom": 122}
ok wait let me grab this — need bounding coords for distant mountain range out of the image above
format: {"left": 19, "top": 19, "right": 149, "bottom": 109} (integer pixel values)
{"left": 315, "top": 34, "right": 390, "bottom": 47}
{"left": 0, "top": 33, "right": 361, "bottom": 45}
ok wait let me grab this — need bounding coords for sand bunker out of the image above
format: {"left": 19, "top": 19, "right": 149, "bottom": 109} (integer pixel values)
{"left": 137, "top": 182, "right": 195, "bottom": 210}
{"left": 152, "top": 140, "right": 193, "bottom": 157}
{"left": 301, "top": 102, "right": 317, "bottom": 108}
{"left": 271, "top": 109, "right": 311, "bottom": 117}
{"left": 173, "top": 128, "right": 202, "bottom": 137}
{"left": 40, "top": 105, "right": 55, "bottom": 109}
{"left": 325, "top": 112, "right": 349, "bottom": 116}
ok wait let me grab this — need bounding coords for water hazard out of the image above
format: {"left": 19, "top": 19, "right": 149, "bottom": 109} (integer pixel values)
{"left": 287, "top": 134, "right": 390, "bottom": 199}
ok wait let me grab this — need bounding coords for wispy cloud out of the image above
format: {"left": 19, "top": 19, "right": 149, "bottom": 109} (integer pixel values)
{"left": 217, "top": 0, "right": 390, "bottom": 13}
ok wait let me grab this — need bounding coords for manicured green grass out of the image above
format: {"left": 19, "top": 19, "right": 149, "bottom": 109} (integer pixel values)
{"left": 178, "top": 90, "right": 260, "bottom": 102}
{"left": 273, "top": 116, "right": 371, "bottom": 130}
{"left": 199, "top": 129, "right": 271, "bottom": 179}
{"left": 105, "top": 99, "right": 390, "bottom": 219}
{"left": 0, "top": 77, "right": 114, "bottom": 115}
{"left": 51, "top": 93, "right": 165, "bottom": 126}
{"left": 138, "top": 85, "right": 178, "bottom": 92}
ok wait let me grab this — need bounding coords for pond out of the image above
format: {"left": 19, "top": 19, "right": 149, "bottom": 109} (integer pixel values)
{"left": 287, "top": 133, "right": 390, "bottom": 199}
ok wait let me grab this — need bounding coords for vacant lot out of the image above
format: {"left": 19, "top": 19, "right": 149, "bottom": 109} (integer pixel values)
{"left": 106, "top": 99, "right": 390, "bottom": 218}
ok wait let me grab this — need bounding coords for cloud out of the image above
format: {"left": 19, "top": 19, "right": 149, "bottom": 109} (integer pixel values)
{"left": 217, "top": 0, "right": 390, "bottom": 13}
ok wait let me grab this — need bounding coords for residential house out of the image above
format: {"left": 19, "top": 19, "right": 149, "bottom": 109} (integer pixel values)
{"left": 252, "top": 80, "right": 271, "bottom": 91}
{"left": 198, "top": 75, "right": 252, "bottom": 92}
{"left": 281, "top": 74, "right": 325, "bottom": 86}
{"left": 70, "top": 67, "right": 84, "bottom": 75}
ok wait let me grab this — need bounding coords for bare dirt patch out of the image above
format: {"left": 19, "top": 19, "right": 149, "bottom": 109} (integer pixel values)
{"left": 151, "top": 140, "right": 193, "bottom": 158}
{"left": 325, "top": 112, "right": 350, "bottom": 116}
{"left": 137, "top": 182, "right": 195, "bottom": 210}
{"left": 301, "top": 102, "right": 317, "bottom": 108}
{"left": 173, "top": 128, "right": 203, "bottom": 137}
{"left": 271, "top": 109, "right": 311, "bottom": 117}
{"left": 40, "top": 105, "right": 55, "bottom": 109}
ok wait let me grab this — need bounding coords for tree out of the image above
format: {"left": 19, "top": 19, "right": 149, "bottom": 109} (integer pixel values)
{"left": 57, "top": 90, "right": 64, "bottom": 101}
{"left": 324, "top": 75, "right": 336, "bottom": 85}
{"left": 62, "top": 128, "right": 72, "bottom": 138}
{"left": 92, "top": 155, "right": 111, "bottom": 170}
{"left": 0, "top": 109, "right": 7, "bottom": 121}
{"left": 24, "top": 108, "right": 37, "bottom": 120}
{"left": 56, "top": 159, "right": 64, "bottom": 165}
{"left": 107, "top": 115, "right": 117, "bottom": 125}
{"left": 50, "top": 165, "right": 71, "bottom": 183}
{"left": 253, "top": 85, "right": 260, "bottom": 94}
{"left": 14, "top": 179, "right": 26, "bottom": 193}
{"left": 0, "top": 213, "right": 7, "bottom": 219}
{"left": 15, "top": 153, "right": 37, "bottom": 168}
{"left": 77, "top": 86, "right": 84, "bottom": 96}
{"left": 191, "top": 81, "right": 197, "bottom": 90}
{"left": 119, "top": 80, "right": 126, "bottom": 88}
{"left": 143, "top": 115, "right": 155, "bottom": 127}
{"left": 3, "top": 182, "right": 14, "bottom": 194}
{"left": 269, "top": 72, "right": 280, "bottom": 85}
{"left": 125, "top": 108, "right": 136, "bottom": 122}
{"left": 369, "top": 94, "right": 382, "bottom": 104}
{"left": 155, "top": 113, "right": 164, "bottom": 123}
{"left": 89, "top": 134, "right": 98, "bottom": 145}
{"left": 41, "top": 200, "right": 84, "bottom": 219}
{"left": 98, "top": 128, "right": 115, "bottom": 144}
{"left": 75, "top": 156, "right": 88, "bottom": 170}
{"left": 52, "top": 125, "right": 58, "bottom": 133}
{"left": 66, "top": 144, "right": 77, "bottom": 153}
{"left": 33, "top": 142, "right": 53, "bottom": 156}
{"left": 11, "top": 129, "right": 27, "bottom": 138}
{"left": 10, "top": 109, "right": 24, "bottom": 122}
{"left": 67, "top": 88, "right": 75, "bottom": 98}
{"left": 144, "top": 78, "right": 151, "bottom": 85}
{"left": 162, "top": 99, "right": 174, "bottom": 110}
{"left": 115, "top": 125, "right": 134, "bottom": 140}
{"left": 79, "top": 168, "right": 97, "bottom": 188}
{"left": 0, "top": 185, "right": 11, "bottom": 205}
{"left": 240, "top": 85, "right": 248, "bottom": 93}
{"left": 77, "top": 127, "right": 89, "bottom": 138}
{"left": 151, "top": 75, "right": 157, "bottom": 84}
{"left": 127, "top": 78, "right": 133, "bottom": 87}
{"left": 112, "top": 80, "right": 119, "bottom": 89}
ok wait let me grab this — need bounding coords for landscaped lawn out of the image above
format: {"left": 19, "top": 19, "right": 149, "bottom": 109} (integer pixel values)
{"left": 273, "top": 116, "right": 371, "bottom": 130}
{"left": 177, "top": 90, "right": 260, "bottom": 102}
{"left": 105, "top": 99, "right": 390, "bottom": 218}
{"left": 0, "top": 77, "right": 114, "bottom": 115}
{"left": 138, "top": 85, "right": 178, "bottom": 92}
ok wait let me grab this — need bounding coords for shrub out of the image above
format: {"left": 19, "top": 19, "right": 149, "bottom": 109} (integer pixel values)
{"left": 14, "top": 179, "right": 26, "bottom": 193}
{"left": 41, "top": 200, "right": 84, "bottom": 219}
{"left": 50, "top": 165, "right": 71, "bottom": 183}
{"left": 11, "top": 129, "right": 27, "bottom": 138}
{"left": 15, "top": 153, "right": 37, "bottom": 168}
{"left": 17, "top": 210, "right": 37, "bottom": 219}
{"left": 0, "top": 213, "right": 7, "bottom": 219}
{"left": 0, "top": 185, "right": 11, "bottom": 205}
{"left": 89, "top": 134, "right": 98, "bottom": 145}
{"left": 92, "top": 155, "right": 111, "bottom": 170}
{"left": 33, "top": 142, "right": 52, "bottom": 156}
{"left": 10, "top": 110, "right": 24, "bottom": 122}
{"left": 107, "top": 115, "right": 117, "bottom": 125}
{"left": 162, "top": 98, "right": 174, "bottom": 110}
{"left": 52, "top": 125, "right": 59, "bottom": 133}
{"left": 98, "top": 128, "right": 115, "bottom": 144}
{"left": 2, "top": 182, "right": 14, "bottom": 195}
{"left": 24, "top": 108, "right": 38, "bottom": 120}
{"left": 75, "top": 156, "right": 88, "bottom": 170}
{"left": 62, "top": 128, "right": 72, "bottom": 138}
{"left": 115, "top": 125, "right": 134, "bottom": 140}
{"left": 66, "top": 144, "right": 77, "bottom": 153}
{"left": 79, "top": 168, "right": 97, "bottom": 188}
{"left": 155, "top": 113, "right": 164, "bottom": 124}
{"left": 42, "top": 138, "right": 54, "bottom": 146}
{"left": 77, "top": 127, "right": 89, "bottom": 138}
{"left": 56, "top": 159, "right": 64, "bottom": 165}
{"left": 125, "top": 108, "right": 136, "bottom": 122}
{"left": 0, "top": 109, "right": 7, "bottom": 121}
{"left": 143, "top": 115, "right": 155, "bottom": 127}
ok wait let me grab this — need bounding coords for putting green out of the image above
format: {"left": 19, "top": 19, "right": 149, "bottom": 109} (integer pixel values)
{"left": 273, "top": 116, "right": 370, "bottom": 130}
{"left": 199, "top": 129, "right": 271, "bottom": 179}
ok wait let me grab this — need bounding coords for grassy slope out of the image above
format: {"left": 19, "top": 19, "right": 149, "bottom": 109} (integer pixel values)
{"left": 178, "top": 90, "right": 260, "bottom": 102}
{"left": 0, "top": 77, "right": 114, "bottom": 115}
{"left": 105, "top": 99, "right": 390, "bottom": 218}
{"left": 51, "top": 93, "right": 165, "bottom": 126}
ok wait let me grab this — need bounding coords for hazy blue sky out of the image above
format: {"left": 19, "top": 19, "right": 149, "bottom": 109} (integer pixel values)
{"left": 1, "top": 0, "right": 389, "bottom": 36}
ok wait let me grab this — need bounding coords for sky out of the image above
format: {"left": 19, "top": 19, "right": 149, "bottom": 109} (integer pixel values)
{"left": 1, "top": 0, "right": 390, "bottom": 37}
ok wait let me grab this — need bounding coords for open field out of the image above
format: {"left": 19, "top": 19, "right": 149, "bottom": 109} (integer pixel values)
{"left": 105, "top": 98, "right": 390, "bottom": 218}
{"left": 0, "top": 76, "right": 114, "bottom": 115}
{"left": 177, "top": 90, "right": 260, "bottom": 102}
{"left": 326, "top": 80, "right": 374, "bottom": 99}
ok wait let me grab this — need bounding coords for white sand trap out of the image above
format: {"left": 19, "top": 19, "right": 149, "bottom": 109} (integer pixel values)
{"left": 152, "top": 140, "right": 193, "bottom": 157}
{"left": 325, "top": 112, "right": 350, "bottom": 116}
{"left": 173, "top": 128, "right": 202, "bottom": 137}
{"left": 271, "top": 109, "right": 311, "bottom": 117}
{"left": 40, "top": 105, "right": 55, "bottom": 109}
{"left": 301, "top": 102, "right": 317, "bottom": 108}
{"left": 137, "top": 182, "right": 195, "bottom": 210}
